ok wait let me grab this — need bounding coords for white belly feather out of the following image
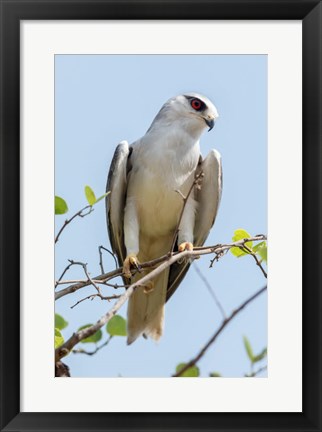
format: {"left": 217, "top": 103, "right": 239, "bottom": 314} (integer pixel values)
{"left": 130, "top": 134, "right": 200, "bottom": 241}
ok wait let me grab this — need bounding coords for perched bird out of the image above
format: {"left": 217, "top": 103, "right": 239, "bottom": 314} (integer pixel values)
{"left": 106, "top": 93, "right": 222, "bottom": 344}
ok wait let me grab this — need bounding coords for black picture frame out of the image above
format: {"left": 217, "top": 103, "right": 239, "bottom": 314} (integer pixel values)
{"left": 1, "top": 1, "right": 321, "bottom": 431}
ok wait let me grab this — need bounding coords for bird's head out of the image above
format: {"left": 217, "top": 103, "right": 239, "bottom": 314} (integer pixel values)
{"left": 171, "top": 93, "right": 218, "bottom": 131}
{"left": 148, "top": 93, "right": 218, "bottom": 137}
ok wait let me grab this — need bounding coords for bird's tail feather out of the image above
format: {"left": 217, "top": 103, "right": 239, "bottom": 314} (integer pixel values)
{"left": 127, "top": 268, "right": 169, "bottom": 345}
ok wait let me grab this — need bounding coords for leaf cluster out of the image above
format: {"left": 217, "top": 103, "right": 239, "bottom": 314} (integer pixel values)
{"left": 55, "top": 185, "right": 109, "bottom": 215}
{"left": 54, "top": 313, "right": 127, "bottom": 348}
{"left": 230, "top": 228, "right": 267, "bottom": 263}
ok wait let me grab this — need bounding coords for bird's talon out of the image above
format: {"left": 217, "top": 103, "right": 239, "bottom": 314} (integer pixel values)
{"left": 131, "top": 258, "right": 141, "bottom": 272}
{"left": 178, "top": 242, "right": 194, "bottom": 252}
{"left": 123, "top": 254, "right": 140, "bottom": 279}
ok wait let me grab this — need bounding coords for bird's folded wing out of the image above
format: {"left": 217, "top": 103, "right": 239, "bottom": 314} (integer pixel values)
{"left": 166, "top": 149, "right": 223, "bottom": 301}
{"left": 106, "top": 141, "right": 132, "bottom": 268}
{"left": 193, "top": 149, "right": 223, "bottom": 246}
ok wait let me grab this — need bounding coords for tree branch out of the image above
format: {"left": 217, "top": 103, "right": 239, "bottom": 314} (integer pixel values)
{"left": 193, "top": 263, "right": 226, "bottom": 319}
{"left": 56, "top": 279, "right": 127, "bottom": 288}
{"left": 245, "top": 365, "right": 267, "bottom": 377}
{"left": 55, "top": 249, "right": 197, "bottom": 361}
{"left": 98, "top": 245, "right": 118, "bottom": 274}
{"left": 170, "top": 170, "right": 204, "bottom": 254}
{"left": 70, "top": 293, "right": 122, "bottom": 309}
{"left": 242, "top": 244, "right": 267, "bottom": 278}
{"left": 72, "top": 335, "right": 113, "bottom": 356}
{"left": 55, "top": 260, "right": 79, "bottom": 289}
{"left": 55, "top": 239, "right": 267, "bottom": 362}
{"left": 55, "top": 235, "right": 267, "bottom": 301}
{"left": 173, "top": 285, "right": 267, "bottom": 377}
{"left": 55, "top": 205, "right": 94, "bottom": 243}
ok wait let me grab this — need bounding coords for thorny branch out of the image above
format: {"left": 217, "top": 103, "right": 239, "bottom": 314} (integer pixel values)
{"left": 55, "top": 205, "right": 94, "bottom": 244}
{"left": 55, "top": 238, "right": 267, "bottom": 362}
{"left": 55, "top": 235, "right": 266, "bottom": 301}
{"left": 173, "top": 285, "right": 267, "bottom": 377}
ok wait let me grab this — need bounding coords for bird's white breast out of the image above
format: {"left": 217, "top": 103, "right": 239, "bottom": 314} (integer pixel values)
{"left": 128, "top": 129, "right": 200, "bottom": 239}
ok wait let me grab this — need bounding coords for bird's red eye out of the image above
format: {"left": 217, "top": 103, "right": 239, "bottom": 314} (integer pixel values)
{"left": 191, "top": 99, "right": 202, "bottom": 111}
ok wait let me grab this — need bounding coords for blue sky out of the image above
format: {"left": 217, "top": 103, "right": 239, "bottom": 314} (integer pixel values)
{"left": 55, "top": 54, "right": 267, "bottom": 377}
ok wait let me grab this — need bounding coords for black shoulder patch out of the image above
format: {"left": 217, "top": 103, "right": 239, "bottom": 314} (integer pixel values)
{"left": 126, "top": 146, "right": 133, "bottom": 175}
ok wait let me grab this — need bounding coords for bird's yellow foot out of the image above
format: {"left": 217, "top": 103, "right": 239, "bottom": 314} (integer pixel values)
{"left": 178, "top": 242, "right": 194, "bottom": 252}
{"left": 123, "top": 254, "right": 140, "bottom": 279}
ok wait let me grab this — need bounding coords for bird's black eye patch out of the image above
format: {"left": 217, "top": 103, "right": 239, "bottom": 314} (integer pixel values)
{"left": 184, "top": 96, "right": 206, "bottom": 112}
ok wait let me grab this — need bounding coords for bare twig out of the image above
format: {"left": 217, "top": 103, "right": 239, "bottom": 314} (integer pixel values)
{"left": 68, "top": 260, "right": 102, "bottom": 295}
{"left": 55, "top": 261, "right": 76, "bottom": 289}
{"left": 193, "top": 263, "right": 226, "bottom": 319}
{"left": 55, "top": 236, "right": 267, "bottom": 301}
{"left": 55, "top": 259, "right": 126, "bottom": 290}
{"left": 242, "top": 245, "right": 267, "bottom": 279}
{"left": 70, "top": 293, "right": 122, "bottom": 309}
{"left": 170, "top": 171, "right": 204, "bottom": 254}
{"left": 209, "top": 248, "right": 228, "bottom": 268}
{"left": 55, "top": 279, "right": 128, "bottom": 289}
{"left": 55, "top": 267, "right": 122, "bottom": 300}
{"left": 98, "top": 245, "right": 118, "bottom": 273}
{"left": 245, "top": 365, "right": 267, "bottom": 377}
{"left": 55, "top": 205, "right": 94, "bottom": 243}
{"left": 56, "top": 279, "right": 104, "bottom": 285}
{"left": 173, "top": 285, "right": 267, "bottom": 377}
{"left": 72, "top": 336, "right": 113, "bottom": 356}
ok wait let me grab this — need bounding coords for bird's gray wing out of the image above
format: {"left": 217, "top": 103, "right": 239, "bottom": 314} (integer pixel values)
{"left": 193, "top": 149, "right": 223, "bottom": 245}
{"left": 106, "top": 141, "right": 132, "bottom": 269}
{"left": 166, "top": 149, "right": 223, "bottom": 301}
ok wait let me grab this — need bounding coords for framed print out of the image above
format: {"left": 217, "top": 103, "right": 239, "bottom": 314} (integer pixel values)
{"left": 1, "top": 0, "right": 321, "bottom": 431}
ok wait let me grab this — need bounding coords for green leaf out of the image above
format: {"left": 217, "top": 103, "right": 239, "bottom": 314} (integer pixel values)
{"left": 78, "top": 324, "right": 103, "bottom": 343}
{"left": 243, "top": 336, "right": 255, "bottom": 363}
{"left": 253, "top": 241, "right": 267, "bottom": 263}
{"left": 95, "top": 191, "right": 111, "bottom": 204}
{"left": 55, "top": 313, "right": 68, "bottom": 330}
{"left": 106, "top": 315, "right": 127, "bottom": 336}
{"left": 253, "top": 347, "right": 267, "bottom": 363}
{"left": 55, "top": 196, "right": 68, "bottom": 215}
{"left": 55, "top": 328, "right": 64, "bottom": 348}
{"left": 209, "top": 371, "right": 222, "bottom": 377}
{"left": 252, "top": 241, "right": 264, "bottom": 253}
{"left": 84, "top": 185, "right": 97, "bottom": 205}
{"left": 230, "top": 229, "right": 253, "bottom": 257}
{"left": 175, "top": 363, "right": 200, "bottom": 377}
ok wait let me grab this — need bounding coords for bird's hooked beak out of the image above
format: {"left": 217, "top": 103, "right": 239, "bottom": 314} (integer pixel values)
{"left": 205, "top": 117, "right": 215, "bottom": 132}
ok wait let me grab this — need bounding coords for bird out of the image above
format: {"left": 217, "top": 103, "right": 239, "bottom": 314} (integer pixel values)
{"left": 106, "top": 93, "right": 222, "bottom": 345}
